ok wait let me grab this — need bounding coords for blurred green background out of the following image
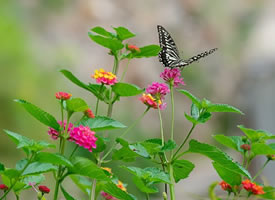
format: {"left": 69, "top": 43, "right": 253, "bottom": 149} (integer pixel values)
{"left": 1, "top": 0, "right": 275, "bottom": 199}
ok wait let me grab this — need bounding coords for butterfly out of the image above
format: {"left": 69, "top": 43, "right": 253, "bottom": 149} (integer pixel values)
{"left": 157, "top": 25, "right": 217, "bottom": 68}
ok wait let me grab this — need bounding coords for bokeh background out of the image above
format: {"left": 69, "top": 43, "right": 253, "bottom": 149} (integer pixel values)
{"left": 1, "top": 0, "right": 275, "bottom": 199}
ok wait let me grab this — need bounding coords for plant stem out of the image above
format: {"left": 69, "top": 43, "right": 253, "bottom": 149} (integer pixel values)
{"left": 101, "top": 107, "right": 150, "bottom": 162}
{"left": 169, "top": 84, "right": 175, "bottom": 156}
{"left": 0, "top": 154, "right": 35, "bottom": 200}
{"left": 69, "top": 145, "right": 79, "bottom": 160}
{"left": 158, "top": 106, "right": 165, "bottom": 146}
{"left": 95, "top": 84, "right": 104, "bottom": 115}
{"left": 146, "top": 193, "right": 150, "bottom": 200}
{"left": 252, "top": 159, "right": 270, "bottom": 181}
{"left": 172, "top": 123, "right": 196, "bottom": 161}
{"left": 120, "top": 59, "right": 131, "bottom": 82}
{"left": 168, "top": 164, "right": 176, "bottom": 200}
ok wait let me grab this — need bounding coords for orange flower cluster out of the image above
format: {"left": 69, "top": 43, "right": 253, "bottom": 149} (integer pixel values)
{"left": 242, "top": 179, "right": 265, "bottom": 195}
{"left": 219, "top": 181, "right": 232, "bottom": 192}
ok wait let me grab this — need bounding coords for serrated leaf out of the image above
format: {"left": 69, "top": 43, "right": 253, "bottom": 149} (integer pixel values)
{"left": 132, "top": 176, "right": 158, "bottom": 193}
{"left": 238, "top": 125, "right": 273, "bottom": 142}
{"left": 198, "top": 112, "right": 212, "bottom": 123}
{"left": 173, "top": 159, "right": 195, "bottom": 183}
{"left": 188, "top": 140, "right": 251, "bottom": 178}
{"left": 161, "top": 139, "right": 177, "bottom": 152}
{"left": 178, "top": 89, "right": 201, "bottom": 108}
{"left": 92, "top": 135, "right": 106, "bottom": 153}
{"left": 79, "top": 116, "right": 126, "bottom": 131}
{"left": 35, "top": 152, "right": 73, "bottom": 168}
{"left": 112, "top": 147, "right": 138, "bottom": 162}
{"left": 2, "top": 169, "right": 20, "bottom": 179}
{"left": 91, "top": 26, "right": 113, "bottom": 38}
{"left": 129, "top": 143, "right": 150, "bottom": 158}
{"left": 207, "top": 103, "right": 244, "bottom": 114}
{"left": 212, "top": 162, "right": 241, "bottom": 186}
{"left": 70, "top": 157, "right": 109, "bottom": 181}
{"left": 251, "top": 143, "right": 275, "bottom": 155}
{"left": 112, "top": 83, "right": 144, "bottom": 97}
{"left": 113, "top": 26, "right": 135, "bottom": 40}
{"left": 16, "top": 159, "right": 28, "bottom": 171}
{"left": 88, "top": 32, "right": 124, "bottom": 51}
{"left": 126, "top": 45, "right": 161, "bottom": 58}
{"left": 184, "top": 113, "right": 198, "bottom": 124}
{"left": 23, "top": 162, "right": 57, "bottom": 176}
{"left": 213, "top": 135, "right": 243, "bottom": 152}
{"left": 61, "top": 185, "right": 76, "bottom": 200}
{"left": 15, "top": 99, "right": 60, "bottom": 130}
{"left": 103, "top": 182, "right": 136, "bottom": 200}
{"left": 66, "top": 98, "right": 88, "bottom": 112}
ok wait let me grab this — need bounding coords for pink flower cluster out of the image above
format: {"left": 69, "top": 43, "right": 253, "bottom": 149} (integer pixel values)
{"left": 101, "top": 192, "right": 117, "bottom": 200}
{"left": 48, "top": 121, "right": 74, "bottom": 140}
{"left": 70, "top": 125, "right": 97, "bottom": 152}
{"left": 91, "top": 69, "right": 117, "bottom": 85}
{"left": 146, "top": 82, "right": 170, "bottom": 98}
{"left": 55, "top": 92, "right": 72, "bottom": 100}
{"left": 48, "top": 122, "right": 97, "bottom": 152}
{"left": 160, "top": 67, "right": 185, "bottom": 87}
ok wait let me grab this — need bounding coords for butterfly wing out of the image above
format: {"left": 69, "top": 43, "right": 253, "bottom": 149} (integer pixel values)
{"left": 157, "top": 25, "right": 185, "bottom": 68}
{"left": 184, "top": 48, "right": 218, "bottom": 65}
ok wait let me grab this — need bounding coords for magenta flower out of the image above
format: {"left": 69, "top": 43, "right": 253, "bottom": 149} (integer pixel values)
{"left": 101, "top": 191, "right": 117, "bottom": 200}
{"left": 70, "top": 125, "right": 97, "bottom": 152}
{"left": 160, "top": 67, "right": 185, "bottom": 87}
{"left": 48, "top": 121, "right": 74, "bottom": 140}
{"left": 146, "top": 82, "right": 170, "bottom": 99}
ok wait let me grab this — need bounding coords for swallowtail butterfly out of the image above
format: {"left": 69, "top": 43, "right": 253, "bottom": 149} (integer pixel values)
{"left": 157, "top": 25, "right": 217, "bottom": 68}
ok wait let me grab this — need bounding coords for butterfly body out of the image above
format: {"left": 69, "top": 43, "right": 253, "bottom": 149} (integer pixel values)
{"left": 157, "top": 25, "right": 217, "bottom": 68}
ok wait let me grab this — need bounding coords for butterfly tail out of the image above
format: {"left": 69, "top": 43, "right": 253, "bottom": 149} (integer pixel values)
{"left": 185, "top": 48, "right": 218, "bottom": 65}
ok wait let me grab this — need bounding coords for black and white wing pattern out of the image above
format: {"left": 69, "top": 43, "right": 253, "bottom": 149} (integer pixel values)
{"left": 157, "top": 25, "right": 217, "bottom": 68}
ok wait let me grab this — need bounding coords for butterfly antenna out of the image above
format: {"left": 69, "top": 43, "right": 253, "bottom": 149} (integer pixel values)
{"left": 185, "top": 48, "right": 218, "bottom": 65}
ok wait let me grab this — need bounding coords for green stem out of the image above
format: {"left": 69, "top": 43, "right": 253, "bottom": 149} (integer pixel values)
{"left": 120, "top": 59, "right": 131, "bottom": 82}
{"left": 168, "top": 164, "right": 176, "bottom": 200}
{"left": 0, "top": 154, "right": 35, "bottom": 200}
{"left": 146, "top": 193, "right": 150, "bottom": 200}
{"left": 252, "top": 159, "right": 270, "bottom": 181}
{"left": 95, "top": 84, "right": 104, "bottom": 115}
{"left": 169, "top": 83, "right": 175, "bottom": 154}
{"left": 172, "top": 123, "right": 196, "bottom": 161}
{"left": 158, "top": 105, "right": 165, "bottom": 146}
{"left": 101, "top": 107, "right": 150, "bottom": 162}
{"left": 90, "top": 155, "right": 101, "bottom": 200}
{"left": 69, "top": 145, "right": 79, "bottom": 160}
{"left": 15, "top": 194, "right": 19, "bottom": 200}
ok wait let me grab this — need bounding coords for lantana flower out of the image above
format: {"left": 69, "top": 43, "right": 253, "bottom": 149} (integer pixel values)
{"left": 91, "top": 69, "right": 117, "bottom": 85}
{"left": 126, "top": 44, "right": 141, "bottom": 53}
{"left": 70, "top": 125, "right": 97, "bottom": 152}
{"left": 48, "top": 121, "right": 74, "bottom": 140}
{"left": 219, "top": 181, "right": 232, "bottom": 192}
{"left": 38, "top": 185, "right": 50, "bottom": 194}
{"left": 116, "top": 180, "right": 126, "bottom": 192}
{"left": 240, "top": 144, "right": 251, "bottom": 151}
{"left": 267, "top": 154, "right": 275, "bottom": 160}
{"left": 101, "top": 191, "right": 117, "bottom": 200}
{"left": 0, "top": 184, "right": 8, "bottom": 191}
{"left": 242, "top": 179, "right": 265, "bottom": 195}
{"left": 160, "top": 67, "right": 185, "bottom": 88}
{"left": 84, "top": 108, "right": 95, "bottom": 118}
{"left": 55, "top": 92, "right": 72, "bottom": 100}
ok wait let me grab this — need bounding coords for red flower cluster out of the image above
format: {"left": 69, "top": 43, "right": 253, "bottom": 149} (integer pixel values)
{"left": 240, "top": 144, "right": 251, "bottom": 151}
{"left": 126, "top": 44, "right": 140, "bottom": 53}
{"left": 219, "top": 181, "right": 232, "bottom": 192}
{"left": 55, "top": 92, "right": 72, "bottom": 100}
{"left": 84, "top": 108, "right": 95, "bottom": 118}
{"left": 242, "top": 179, "right": 265, "bottom": 195}
{"left": 38, "top": 185, "right": 50, "bottom": 194}
{"left": 0, "top": 184, "right": 8, "bottom": 190}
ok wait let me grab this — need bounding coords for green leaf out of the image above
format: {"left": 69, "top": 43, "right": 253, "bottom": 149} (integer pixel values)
{"left": 112, "top": 147, "right": 138, "bottom": 162}
{"left": 213, "top": 135, "right": 243, "bottom": 152}
{"left": 21, "top": 174, "right": 45, "bottom": 189}
{"left": 15, "top": 99, "right": 59, "bottom": 130}
{"left": 66, "top": 98, "right": 88, "bottom": 112}
{"left": 191, "top": 103, "right": 200, "bottom": 120}
{"left": 132, "top": 176, "right": 158, "bottom": 193}
{"left": 91, "top": 26, "right": 113, "bottom": 38}
{"left": 129, "top": 143, "right": 150, "bottom": 158}
{"left": 3, "top": 130, "right": 32, "bottom": 154}
{"left": 92, "top": 135, "right": 106, "bottom": 153}
{"left": 88, "top": 32, "right": 124, "bottom": 51}
{"left": 188, "top": 139, "right": 251, "bottom": 178}
{"left": 112, "top": 83, "right": 144, "bottom": 97}
{"left": 184, "top": 113, "right": 198, "bottom": 124}
{"left": 113, "top": 26, "right": 135, "bottom": 41}
{"left": 16, "top": 159, "right": 28, "bottom": 171}
{"left": 127, "top": 45, "right": 161, "bottom": 58}
{"left": 70, "top": 175, "right": 91, "bottom": 196}
{"left": 70, "top": 157, "right": 109, "bottom": 181}
{"left": 161, "top": 139, "right": 177, "bottom": 152}
{"left": 88, "top": 84, "right": 108, "bottom": 100}
{"left": 251, "top": 143, "right": 275, "bottom": 155}
{"left": 172, "top": 159, "right": 195, "bottom": 183}
{"left": 35, "top": 152, "right": 73, "bottom": 168}
{"left": 0, "top": 162, "right": 4, "bottom": 172}
{"left": 103, "top": 182, "right": 136, "bottom": 200}
{"left": 207, "top": 103, "right": 244, "bottom": 114}
{"left": 79, "top": 116, "right": 126, "bottom": 132}
{"left": 208, "top": 182, "right": 222, "bottom": 200}
{"left": 61, "top": 185, "right": 76, "bottom": 200}
{"left": 33, "top": 141, "right": 56, "bottom": 151}
{"left": 259, "top": 186, "right": 275, "bottom": 199}
{"left": 178, "top": 89, "right": 201, "bottom": 108}
{"left": 2, "top": 169, "right": 20, "bottom": 179}
{"left": 140, "top": 140, "right": 162, "bottom": 156}
{"left": 238, "top": 125, "right": 273, "bottom": 142}
{"left": 22, "top": 162, "right": 57, "bottom": 176}
{"left": 212, "top": 162, "right": 241, "bottom": 186}
{"left": 197, "top": 112, "right": 212, "bottom": 123}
